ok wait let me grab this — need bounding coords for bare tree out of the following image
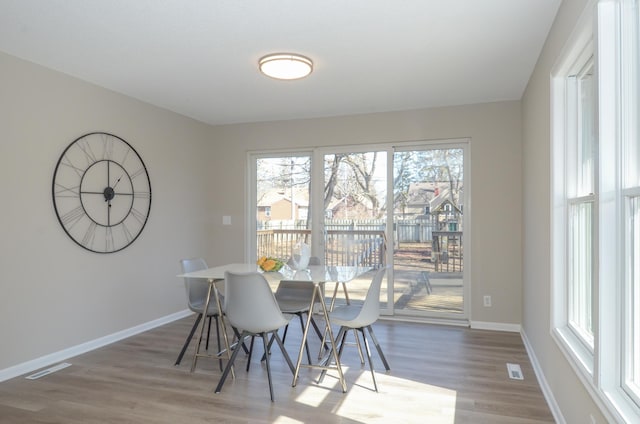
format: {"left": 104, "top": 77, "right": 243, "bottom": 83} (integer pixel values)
{"left": 343, "top": 152, "right": 382, "bottom": 218}
{"left": 324, "top": 154, "right": 344, "bottom": 210}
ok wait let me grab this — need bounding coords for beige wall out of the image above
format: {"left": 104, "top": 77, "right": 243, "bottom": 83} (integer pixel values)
{"left": 206, "top": 101, "right": 523, "bottom": 327}
{"left": 0, "top": 51, "right": 213, "bottom": 371}
{"left": 522, "top": 0, "right": 608, "bottom": 422}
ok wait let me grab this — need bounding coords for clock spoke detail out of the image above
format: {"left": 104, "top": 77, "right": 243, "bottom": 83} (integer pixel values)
{"left": 52, "top": 132, "right": 151, "bottom": 253}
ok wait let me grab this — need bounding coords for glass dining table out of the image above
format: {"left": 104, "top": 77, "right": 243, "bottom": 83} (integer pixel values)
{"left": 177, "top": 263, "right": 372, "bottom": 393}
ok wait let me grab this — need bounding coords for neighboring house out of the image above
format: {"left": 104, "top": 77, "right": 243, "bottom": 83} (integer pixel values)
{"left": 399, "top": 182, "right": 463, "bottom": 221}
{"left": 325, "top": 195, "right": 375, "bottom": 219}
{"left": 257, "top": 188, "right": 309, "bottom": 221}
{"left": 398, "top": 182, "right": 435, "bottom": 218}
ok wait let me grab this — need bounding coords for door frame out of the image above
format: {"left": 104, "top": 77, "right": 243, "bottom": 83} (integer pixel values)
{"left": 390, "top": 140, "right": 470, "bottom": 320}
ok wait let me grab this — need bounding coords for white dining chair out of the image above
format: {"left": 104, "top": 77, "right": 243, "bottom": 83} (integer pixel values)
{"left": 215, "top": 271, "right": 295, "bottom": 402}
{"left": 328, "top": 266, "right": 390, "bottom": 392}
{"left": 278, "top": 256, "right": 327, "bottom": 354}
{"left": 284, "top": 255, "right": 356, "bottom": 360}
{"left": 176, "top": 258, "right": 223, "bottom": 370}
{"left": 273, "top": 279, "right": 325, "bottom": 364}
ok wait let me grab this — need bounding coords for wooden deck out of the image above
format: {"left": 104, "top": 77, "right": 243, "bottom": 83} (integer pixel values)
{"left": 393, "top": 241, "right": 463, "bottom": 314}
{"left": 335, "top": 241, "right": 463, "bottom": 315}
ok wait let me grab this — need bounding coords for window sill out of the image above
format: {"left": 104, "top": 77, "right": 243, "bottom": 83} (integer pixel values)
{"left": 552, "top": 326, "right": 594, "bottom": 377}
{"left": 553, "top": 326, "right": 640, "bottom": 422}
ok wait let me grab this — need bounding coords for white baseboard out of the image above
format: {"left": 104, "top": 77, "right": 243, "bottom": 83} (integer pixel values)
{"left": 469, "top": 320, "right": 521, "bottom": 332}
{"left": 0, "top": 309, "right": 192, "bottom": 383}
{"left": 380, "top": 315, "right": 470, "bottom": 327}
{"left": 520, "top": 329, "right": 566, "bottom": 424}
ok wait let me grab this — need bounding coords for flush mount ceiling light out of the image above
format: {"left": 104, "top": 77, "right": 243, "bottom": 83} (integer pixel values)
{"left": 259, "top": 53, "right": 313, "bottom": 80}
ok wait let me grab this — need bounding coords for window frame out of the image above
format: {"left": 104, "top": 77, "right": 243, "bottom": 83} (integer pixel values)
{"left": 551, "top": 1, "right": 640, "bottom": 421}
{"left": 551, "top": 5, "right": 597, "bottom": 377}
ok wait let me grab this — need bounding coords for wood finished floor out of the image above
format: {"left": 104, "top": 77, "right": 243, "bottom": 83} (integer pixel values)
{"left": 0, "top": 317, "right": 555, "bottom": 423}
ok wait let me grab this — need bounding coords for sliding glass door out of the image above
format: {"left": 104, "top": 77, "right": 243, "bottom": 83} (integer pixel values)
{"left": 320, "top": 148, "right": 389, "bottom": 310}
{"left": 392, "top": 145, "right": 467, "bottom": 319}
{"left": 248, "top": 140, "right": 468, "bottom": 320}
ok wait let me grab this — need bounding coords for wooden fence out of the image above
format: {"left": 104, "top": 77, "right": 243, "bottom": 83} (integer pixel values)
{"left": 395, "top": 219, "right": 435, "bottom": 243}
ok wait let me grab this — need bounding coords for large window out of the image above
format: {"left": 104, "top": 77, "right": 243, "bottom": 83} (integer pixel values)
{"left": 567, "top": 58, "right": 596, "bottom": 350}
{"left": 551, "top": 12, "right": 596, "bottom": 372}
{"left": 552, "top": 0, "right": 640, "bottom": 421}
{"left": 622, "top": 0, "right": 640, "bottom": 406}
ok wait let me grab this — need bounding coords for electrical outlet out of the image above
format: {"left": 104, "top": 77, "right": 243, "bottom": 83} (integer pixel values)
{"left": 483, "top": 295, "right": 492, "bottom": 307}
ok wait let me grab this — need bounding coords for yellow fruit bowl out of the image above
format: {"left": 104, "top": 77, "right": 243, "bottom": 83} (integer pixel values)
{"left": 257, "top": 256, "right": 284, "bottom": 272}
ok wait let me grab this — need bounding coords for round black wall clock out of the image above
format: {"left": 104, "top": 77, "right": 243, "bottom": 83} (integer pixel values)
{"left": 52, "top": 132, "right": 152, "bottom": 253}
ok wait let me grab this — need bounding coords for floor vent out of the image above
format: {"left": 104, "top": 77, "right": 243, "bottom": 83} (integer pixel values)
{"left": 25, "top": 362, "right": 72, "bottom": 380}
{"left": 506, "top": 363, "right": 523, "bottom": 380}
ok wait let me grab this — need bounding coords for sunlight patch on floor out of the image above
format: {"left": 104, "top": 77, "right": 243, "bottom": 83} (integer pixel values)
{"left": 334, "top": 373, "right": 457, "bottom": 424}
{"left": 273, "top": 418, "right": 305, "bottom": 424}
{"left": 293, "top": 365, "right": 345, "bottom": 407}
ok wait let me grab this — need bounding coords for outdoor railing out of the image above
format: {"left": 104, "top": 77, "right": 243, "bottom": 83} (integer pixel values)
{"left": 431, "top": 231, "right": 463, "bottom": 272}
{"left": 257, "top": 228, "right": 386, "bottom": 268}
{"left": 257, "top": 229, "right": 310, "bottom": 260}
{"left": 256, "top": 225, "right": 462, "bottom": 273}
{"left": 325, "top": 229, "right": 386, "bottom": 268}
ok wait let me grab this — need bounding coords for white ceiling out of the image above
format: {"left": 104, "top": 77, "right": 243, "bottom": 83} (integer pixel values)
{"left": 0, "top": 0, "right": 561, "bottom": 126}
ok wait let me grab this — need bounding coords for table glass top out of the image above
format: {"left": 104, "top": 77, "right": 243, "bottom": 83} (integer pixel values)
{"left": 178, "top": 263, "right": 372, "bottom": 283}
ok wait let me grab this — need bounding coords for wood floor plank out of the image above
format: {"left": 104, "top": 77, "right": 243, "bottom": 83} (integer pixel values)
{"left": 0, "top": 317, "right": 555, "bottom": 423}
